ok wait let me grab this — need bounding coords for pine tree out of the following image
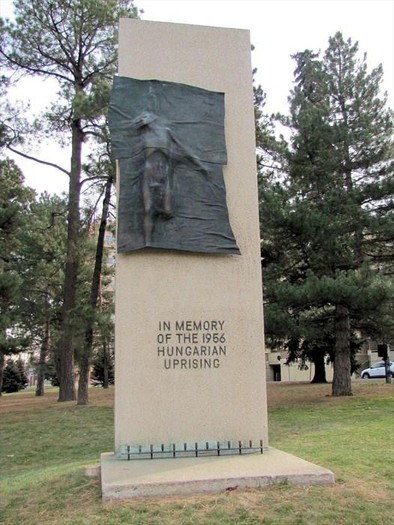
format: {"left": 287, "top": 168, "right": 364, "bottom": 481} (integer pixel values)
{"left": 260, "top": 34, "right": 394, "bottom": 395}
{"left": 0, "top": 159, "right": 34, "bottom": 394}
{"left": 76, "top": 163, "right": 115, "bottom": 404}
{"left": 0, "top": 0, "right": 139, "bottom": 401}
{"left": 2, "top": 358, "right": 28, "bottom": 393}
{"left": 16, "top": 192, "right": 67, "bottom": 396}
{"left": 91, "top": 337, "right": 114, "bottom": 388}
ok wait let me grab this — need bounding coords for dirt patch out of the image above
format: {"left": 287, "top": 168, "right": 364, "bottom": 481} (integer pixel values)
{"left": 0, "top": 387, "right": 114, "bottom": 414}
{"left": 267, "top": 380, "right": 393, "bottom": 408}
{"left": 267, "top": 382, "right": 332, "bottom": 408}
{"left": 1, "top": 381, "right": 391, "bottom": 414}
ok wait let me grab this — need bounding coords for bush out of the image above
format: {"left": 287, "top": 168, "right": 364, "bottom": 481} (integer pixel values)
{"left": 2, "top": 358, "right": 28, "bottom": 393}
{"left": 90, "top": 345, "right": 114, "bottom": 387}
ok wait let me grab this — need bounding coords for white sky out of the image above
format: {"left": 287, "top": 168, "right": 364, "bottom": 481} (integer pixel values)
{"left": 1, "top": 0, "right": 393, "bottom": 194}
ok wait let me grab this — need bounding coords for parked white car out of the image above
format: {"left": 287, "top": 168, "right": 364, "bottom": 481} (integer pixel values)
{"left": 360, "top": 361, "right": 394, "bottom": 379}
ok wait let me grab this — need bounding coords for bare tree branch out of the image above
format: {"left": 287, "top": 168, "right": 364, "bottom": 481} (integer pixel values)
{"left": 7, "top": 146, "right": 70, "bottom": 176}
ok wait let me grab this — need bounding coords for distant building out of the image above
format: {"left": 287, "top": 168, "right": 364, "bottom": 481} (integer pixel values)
{"left": 264, "top": 339, "right": 392, "bottom": 382}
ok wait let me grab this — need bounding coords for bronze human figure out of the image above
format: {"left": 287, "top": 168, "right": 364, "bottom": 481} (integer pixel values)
{"left": 132, "top": 111, "right": 209, "bottom": 245}
{"left": 108, "top": 76, "right": 240, "bottom": 254}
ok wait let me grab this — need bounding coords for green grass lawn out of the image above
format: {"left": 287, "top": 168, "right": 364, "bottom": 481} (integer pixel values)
{"left": 0, "top": 382, "right": 393, "bottom": 524}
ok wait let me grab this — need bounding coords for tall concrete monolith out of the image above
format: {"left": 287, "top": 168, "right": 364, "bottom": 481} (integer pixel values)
{"left": 101, "top": 19, "right": 334, "bottom": 500}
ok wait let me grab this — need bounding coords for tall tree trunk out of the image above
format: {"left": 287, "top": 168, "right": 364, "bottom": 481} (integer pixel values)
{"left": 332, "top": 304, "right": 352, "bottom": 396}
{"left": 311, "top": 351, "right": 327, "bottom": 383}
{"left": 77, "top": 174, "right": 113, "bottom": 405}
{"left": 57, "top": 119, "right": 83, "bottom": 402}
{"left": 77, "top": 339, "right": 91, "bottom": 405}
{"left": 0, "top": 344, "right": 4, "bottom": 396}
{"left": 102, "top": 336, "right": 109, "bottom": 389}
{"left": 36, "top": 296, "right": 50, "bottom": 396}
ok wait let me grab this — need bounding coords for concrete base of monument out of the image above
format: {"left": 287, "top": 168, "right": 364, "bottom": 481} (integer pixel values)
{"left": 100, "top": 448, "right": 334, "bottom": 500}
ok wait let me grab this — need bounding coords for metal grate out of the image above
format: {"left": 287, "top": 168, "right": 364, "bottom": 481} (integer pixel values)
{"left": 120, "top": 440, "right": 264, "bottom": 460}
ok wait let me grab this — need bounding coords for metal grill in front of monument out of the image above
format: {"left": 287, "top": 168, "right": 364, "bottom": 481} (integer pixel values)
{"left": 121, "top": 440, "right": 265, "bottom": 460}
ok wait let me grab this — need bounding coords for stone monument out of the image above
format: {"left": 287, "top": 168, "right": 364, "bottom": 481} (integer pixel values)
{"left": 101, "top": 18, "right": 334, "bottom": 500}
